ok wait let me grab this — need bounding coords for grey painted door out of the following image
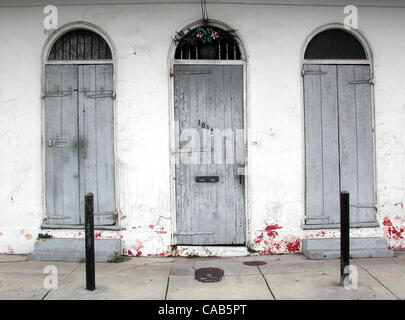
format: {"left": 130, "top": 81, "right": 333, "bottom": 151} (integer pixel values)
{"left": 44, "top": 65, "right": 80, "bottom": 225}
{"left": 304, "top": 64, "right": 375, "bottom": 226}
{"left": 174, "top": 65, "right": 246, "bottom": 245}
{"left": 44, "top": 64, "right": 115, "bottom": 226}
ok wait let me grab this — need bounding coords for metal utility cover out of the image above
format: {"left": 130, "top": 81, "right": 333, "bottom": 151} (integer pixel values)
{"left": 195, "top": 267, "right": 224, "bottom": 283}
{"left": 243, "top": 261, "right": 267, "bottom": 266}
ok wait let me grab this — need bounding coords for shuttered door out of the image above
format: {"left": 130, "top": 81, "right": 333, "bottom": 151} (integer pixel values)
{"left": 44, "top": 64, "right": 115, "bottom": 226}
{"left": 44, "top": 65, "right": 80, "bottom": 225}
{"left": 337, "top": 65, "right": 375, "bottom": 224}
{"left": 174, "top": 65, "right": 246, "bottom": 245}
{"left": 78, "top": 65, "right": 116, "bottom": 225}
{"left": 304, "top": 64, "right": 375, "bottom": 226}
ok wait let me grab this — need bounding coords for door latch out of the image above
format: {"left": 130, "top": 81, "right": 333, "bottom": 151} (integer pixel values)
{"left": 237, "top": 165, "right": 245, "bottom": 185}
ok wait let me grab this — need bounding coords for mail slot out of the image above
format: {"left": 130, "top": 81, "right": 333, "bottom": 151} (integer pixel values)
{"left": 195, "top": 176, "right": 219, "bottom": 183}
{"left": 49, "top": 139, "right": 70, "bottom": 147}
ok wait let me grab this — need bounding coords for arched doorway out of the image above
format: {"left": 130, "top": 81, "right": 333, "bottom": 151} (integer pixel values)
{"left": 303, "top": 26, "right": 376, "bottom": 228}
{"left": 171, "top": 21, "right": 247, "bottom": 245}
{"left": 42, "top": 24, "right": 116, "bottom": 227}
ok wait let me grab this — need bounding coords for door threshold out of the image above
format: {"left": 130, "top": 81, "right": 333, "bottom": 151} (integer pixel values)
{"left": 41, "top": 224, "right": 121, "bottom": 231}
{"left": 176, "top": 245, "right": 249, "bottom": 257}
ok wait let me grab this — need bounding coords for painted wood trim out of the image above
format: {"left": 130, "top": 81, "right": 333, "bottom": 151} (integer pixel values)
{"left": 303, "top": 59, "right": 371, "bottom": 65}
{"left": 174, "top": 59, "right": 246, "bottom": 65}
{"left": 45, "top": 60, "right": 113, "bottom": 65}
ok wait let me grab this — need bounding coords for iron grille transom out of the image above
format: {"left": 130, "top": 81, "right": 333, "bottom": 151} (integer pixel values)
{"left": 174, "top": 26, "right": 241, "bottom": 60}
{"left": 48, "top": 29, "right": 112, "bottom": 61}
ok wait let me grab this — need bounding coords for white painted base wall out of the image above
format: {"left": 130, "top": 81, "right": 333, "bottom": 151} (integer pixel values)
{"left": 0, "top": 0, "right": 404, "bottom": 256}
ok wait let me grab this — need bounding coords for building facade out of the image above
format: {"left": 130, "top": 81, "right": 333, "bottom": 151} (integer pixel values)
{"left": 0, "top": 0, "right": 404, "bottom": 258}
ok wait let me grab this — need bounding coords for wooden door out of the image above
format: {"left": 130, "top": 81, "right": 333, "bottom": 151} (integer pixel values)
{"left": 44, "top": 65, "right": 80, "bottom": 225}
{"left": 304, "top": 64, "right": 375, "bottom": 226}
{"left": 174, "top": 65, "right": 246, "bottom": 245}
{"left": 44, "top": 64, "right": 115, "bottom": 226}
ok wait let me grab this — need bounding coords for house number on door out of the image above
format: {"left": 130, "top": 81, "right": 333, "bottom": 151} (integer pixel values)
{"left": 198, "top": 120, "right": 210, "bottom": 129}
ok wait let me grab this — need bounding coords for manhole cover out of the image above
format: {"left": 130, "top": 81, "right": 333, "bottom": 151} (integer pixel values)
{"left": 195, "top": 267, "right": 224, "bottom": 283}
{"left": 243, "top": 261, "right": 267, "bottom": 266}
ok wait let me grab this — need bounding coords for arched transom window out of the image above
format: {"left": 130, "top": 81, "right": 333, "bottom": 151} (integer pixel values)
{"left": 304, "top": 29, "right": 367, "bottom": 60}
{"left": 174, "top": 26, "right": 241, "bottom": 60}
{"left": 48, "top": 29, "right": 112, "bottom": 61}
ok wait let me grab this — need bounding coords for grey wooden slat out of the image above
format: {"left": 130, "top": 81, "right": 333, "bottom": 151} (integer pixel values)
{"left": 193, "top": 65, "right": 209, "bottom": 244}
{"left": 95, "top": 64, "right": 115, "bottom": 225}
{"left": 175, "top": 65, "right": 192, "bottom": 243}
{"left": 222, "top": 66, "right": 234, "bottom": 244}
{"left": 353, "top": 65, "right": 375, "bottom": 223}
{"left": 229, "top": 65, "right": 245, "bottom": 244}
{"left": 80, "top": 65, "right": 98, "bottom": 222}
{"left": 320, "top": 65, "right": 340, "bottom": 224}
{"left": 304, "top": 64, "right": 325, "bottom": 224}
{"left": 44, "top": 65, "right": 62, "bottom": 222}
{"left": 208, "top": 65, "right": 226, "bottom": 244}
{"left": 44, "top": 65, "right": 80, "bottom": 225}
{"left": 338, "top": 65, "right": 360, "bottom": 224}
{"left": 77, "top": 65, "right": 85, "bottom": 224}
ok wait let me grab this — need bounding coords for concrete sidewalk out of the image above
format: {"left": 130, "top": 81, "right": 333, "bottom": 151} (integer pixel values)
{"left": 0, "top": 252, "right": 404, "bottom": 300}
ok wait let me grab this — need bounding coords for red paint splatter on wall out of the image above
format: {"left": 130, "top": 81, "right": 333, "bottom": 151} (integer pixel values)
{"left": 127, "top": 249, "right": 133, "bottom": 256}
{"left": 264, "top": 224, "right": 282, "bottom": 238}
{"left": 94, "top": 232, "right": 102, "bottom": 238}
{"left": 382, "top": 216, "right": 405, "bottom": 250}
{"left": 254, "top": 233, "right": 264, "bottom": 244}
{"left": 286, "top": 238, "right": 301, "bottom": 252}
{"left": 149, "top": 225, "right": 155, "bottom": 229}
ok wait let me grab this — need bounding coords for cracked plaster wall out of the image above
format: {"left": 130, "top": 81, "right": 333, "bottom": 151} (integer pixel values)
{"left": 0, "top": 2, "right": 404, "bottom": 256}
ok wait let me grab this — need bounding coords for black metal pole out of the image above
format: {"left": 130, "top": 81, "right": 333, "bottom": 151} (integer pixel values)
{"left": 340, "top": 191, "right": 350, "bottom": 286}
{"left": 85, "top": 192, "right": 96, "bottom": 291}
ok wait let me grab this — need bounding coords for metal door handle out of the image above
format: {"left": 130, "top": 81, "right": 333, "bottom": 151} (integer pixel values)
{"left": 237, "top": 165, "right": 245, "bottom": 185}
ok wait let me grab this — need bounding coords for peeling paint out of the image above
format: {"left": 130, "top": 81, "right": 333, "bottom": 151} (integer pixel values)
{"left": 0, "top": 3, "right": 405, "bottom": 257}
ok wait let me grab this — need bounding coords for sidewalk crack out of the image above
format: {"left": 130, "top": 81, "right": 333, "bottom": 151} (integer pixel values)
{"left": 41, "top": 263, "right": 82, "bottom": 300}
{"left": 258, "top": 266, "right": 276, "bottom": 300}
{"left": 353, "top": 261, "right": 400, "bottom": 300}
{"left": 164, "top": 261, "right": 173, "bottom": 300}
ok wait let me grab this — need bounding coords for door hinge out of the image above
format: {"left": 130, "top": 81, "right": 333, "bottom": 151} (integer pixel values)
{"left": 174, "top": 70, "right": 212, "bottom": 76}
{"left": 176, "top": 231, "right": 215, "bottom": 235}
{"left": 348, "top": 78, "right": 374, "bottom": 85}
{"left": 301, "top": 70, "right": 327, "bottom": 76}
{"left": 350, "top": 204, "right": 376, "bottom": 209}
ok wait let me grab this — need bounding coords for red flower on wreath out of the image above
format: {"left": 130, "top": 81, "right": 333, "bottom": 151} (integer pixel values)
{"left": 211, "top": 31, "right": 219, "bottom": 40}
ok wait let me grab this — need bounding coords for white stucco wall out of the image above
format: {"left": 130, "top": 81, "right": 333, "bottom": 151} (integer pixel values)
{"left": 0, "top": 0, "right": 404, "bottom": 256}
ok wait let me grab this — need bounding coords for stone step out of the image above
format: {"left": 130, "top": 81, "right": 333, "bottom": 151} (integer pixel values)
{"left": 302, "top": 237, "right": 394, "bottom": 260}
{"left": 28, "top": 238, "right": 121, "bottom": 262}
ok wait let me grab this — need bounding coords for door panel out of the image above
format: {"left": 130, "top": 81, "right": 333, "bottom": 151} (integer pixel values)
{"left": 304, "top": 64, "right": 340, "bottom": 225}
{"left": 174, "top": 65, "right": 245, "bottom": 245}
{"left": 337, "top": 65, "right": 375, "bottom": 224}
{"left": 78, "top": 64, "right": 115, "bottom": 225}
{"left": 304, "top": 64, "right": 375, "bottom": 226}
{"left": 44, "top": 65, "right": 80, "bottom": 225}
